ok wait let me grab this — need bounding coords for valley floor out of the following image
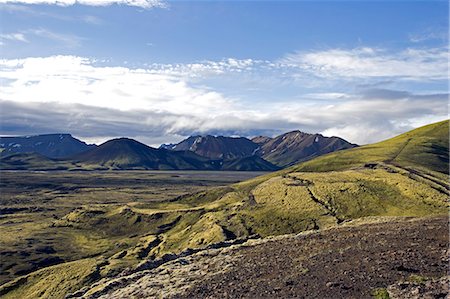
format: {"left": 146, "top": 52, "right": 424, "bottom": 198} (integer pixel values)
{"left": 78, "top": 216, "right": 448, "bottom": 299}
{"left": 0, "top": 170, "right": 265, "bottom": 288}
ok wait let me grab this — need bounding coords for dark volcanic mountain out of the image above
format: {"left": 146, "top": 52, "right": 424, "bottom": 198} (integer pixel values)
{"left": 161, "top": 135, "right": 259, "bottom": 159}
{"left": 0, "top": 134, "right": 95, "bottom": 159}
{"left": 72, "top": 138, "right": 218, "bottom": 170}
{"left": 0, "top": 130, "right": 356, "bottom": 171}
{"left": 255, "top": 131, "right": 357, "bottom": 167}
{"left": 165, "top": 132, "right": 356, "bottom": 168}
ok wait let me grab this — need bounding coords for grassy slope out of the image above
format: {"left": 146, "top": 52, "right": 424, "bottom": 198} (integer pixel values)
{"left": 0, "top": 259, "right": 100, "bottom": 299}
{"left": 291, "top": 120, "right": 449, "bottom": 174}
{"left": 1, "top": 121, "right": 448, "bottom": 298}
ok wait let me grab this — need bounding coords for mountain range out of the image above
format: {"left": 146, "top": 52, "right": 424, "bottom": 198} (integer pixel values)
{"left": 0, "top": 130, "right": 356, "bottom": 171}
{"left": 161, "top": 131, "right": 357, "bottom": 167}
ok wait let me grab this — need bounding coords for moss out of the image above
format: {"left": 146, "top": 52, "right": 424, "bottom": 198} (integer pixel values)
{"left": 0, "top": 259, "right": 100, "bottom": 299}
{"left": 372, "top": 288, "right": 390, "bottom": 299}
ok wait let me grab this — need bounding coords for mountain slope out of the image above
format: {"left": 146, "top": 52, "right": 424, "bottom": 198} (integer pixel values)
{"left": 291, "top": 120, "right": 449, "bottom": 174}
{"left": 257, "top": 131, "right": 357, "bottom": 167}
{"left": 0, "top": 134, "right": 95, "bottom": 159}
{"left": 161, "top": 135, "right": 259, "bottom": 159}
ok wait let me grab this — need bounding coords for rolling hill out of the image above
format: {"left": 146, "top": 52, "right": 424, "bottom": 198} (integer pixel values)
{"left": 0, "top": 134, "right": 95, "bottom": 159}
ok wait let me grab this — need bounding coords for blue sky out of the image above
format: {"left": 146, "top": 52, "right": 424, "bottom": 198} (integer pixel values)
{"left": 0, "top": 0, "right": 448, "bottom": 146}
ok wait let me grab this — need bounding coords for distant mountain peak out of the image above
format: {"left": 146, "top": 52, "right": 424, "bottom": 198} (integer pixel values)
{"left": 0, "top": 133, "right": 95, "bottom": 159}
{"left": 254, "top": 130, "right": 357, "bottom": 167}
{"left": 104, "top": 137, "right": 143, "bottom": 145}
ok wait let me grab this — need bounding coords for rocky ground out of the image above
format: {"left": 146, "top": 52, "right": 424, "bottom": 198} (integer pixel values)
{"left": 75, "top": 216, "right": 448, "bottom": 299}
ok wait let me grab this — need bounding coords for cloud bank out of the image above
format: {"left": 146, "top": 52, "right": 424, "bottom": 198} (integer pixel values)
{"left": 0, "top": 52, "right": 447, "bottom": 146}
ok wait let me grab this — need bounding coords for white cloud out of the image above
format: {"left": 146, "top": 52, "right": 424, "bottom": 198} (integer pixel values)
{"left": 28, "top": 28, "right": 83, "bottom": 47}
{"left": 0, "top": 0, "right": 165, "bottom": 8}
{"left": 80, "top": 15, "right": 103, "bottom": 24}
{"left": 409, "top": 28, "right": 448, "bottom": 43}
{"left": 0, "top": 4, "right": 105, "bottom": 24}
{"left": 303, "top": 92, "right": 350, "bottom": 100}
{"left": 0, "top": 32, "right": 29, "bottom": 43}
{"left": 147, "top": 58, "right": 260, "bottom": 78}
{"left": 0, "top": 55, "right": 234, "bottom": 115}
{"left": 0, "top": 28, "right": 83, "bottom": 47}
{"left": 281, "top": 47, "right": 449, "bottom": 80}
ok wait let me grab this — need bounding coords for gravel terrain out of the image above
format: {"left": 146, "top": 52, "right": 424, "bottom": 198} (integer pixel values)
{"left": 78, "top": 216, "right": 448, "bottom": 299}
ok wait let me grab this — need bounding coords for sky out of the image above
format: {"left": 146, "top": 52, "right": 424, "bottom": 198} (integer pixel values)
{"left": 0, "top": 0, "right": 448, "bottom": 146}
